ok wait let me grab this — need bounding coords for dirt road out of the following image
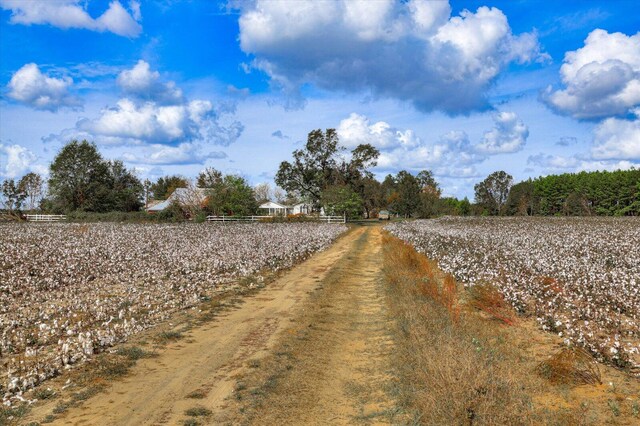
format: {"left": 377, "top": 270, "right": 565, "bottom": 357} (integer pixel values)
{"left": 41, "top": 225, "right": 395, "bottom": 425}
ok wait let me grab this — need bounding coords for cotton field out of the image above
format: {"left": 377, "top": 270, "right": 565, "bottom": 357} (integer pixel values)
{"left": 387, "top": 217, "right": 640, "bottom": 373}
{"left": 0, "top": 222, "right": 346, "bottom": 403}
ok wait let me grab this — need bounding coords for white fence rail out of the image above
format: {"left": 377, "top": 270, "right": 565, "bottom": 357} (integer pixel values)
{"left": 206, "top": 215, "right": 270, "bottom": 222}
{"left": 206, "top": 215, "right": 346, "bottom": 223}
{"left": 25, "top": 214, "right": 67, "bottom": 222}
{"left": 319, "top": 215, "right": 346, "bottom": 224}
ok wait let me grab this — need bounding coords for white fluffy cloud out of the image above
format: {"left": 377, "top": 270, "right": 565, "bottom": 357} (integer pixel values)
{"left": 337, "top": 113, "right": 419, "bottom": 150}
{"left": 591, "top": 109, "right": 640, "bottom": 160}
{"left": 7, "top": 63, "right": 80, "bottom": 111}
{"left": 527, "top": 153, "right": 638, "bottom": 173}
{"left": 57, "top": 98, "right": 244, "bottom": 147}
{"left": 476, "top": 111, "right": 529, "bottom": 154}
{"left": 236, "top": 0, "right": 544, "bottom": 113}
{"left": 544, "top": 29, "right": 640, "bottom": 119}
{"left": 116, "top": 60, "right": 183, "bottom": 104}
{"left": 0, "top": 143, "right": 46, "bottom": 179}
{"left": 77, "top": 99, "right": 211, "bottom": 144}
{"left": 121, "top": 143, "right": 228, "bottom": 165}
{"left": 0, "top": 0, "right": 142, "bottom": 37}
{"left": 44, "top": 61, "right": 244, "bottom": 155}
{"left": 336, "top": 112, "right": 527, "bottom": 177}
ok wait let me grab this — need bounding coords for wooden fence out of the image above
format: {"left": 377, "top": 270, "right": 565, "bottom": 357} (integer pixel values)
{"left": 25, "top": 214, "right": 67, "bottom": 222}
{"left": 206, "top": 215, "right": 346, "bottom": 223}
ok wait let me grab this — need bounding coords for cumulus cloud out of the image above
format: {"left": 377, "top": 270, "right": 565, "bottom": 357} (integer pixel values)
{"left": 43, "top": 61, "right": 244, "bottom": 151}
{"left": 527, "top": 153, "right": 580, "bottom": 170}
{"left": 0, "top": 143, "right": 46, "bottom": 179}
{"left": 528, "top": 153, "right": 638, "bottom": 173}
{"left": 121, "top": 143, "right": 228, "bottom": 165}
{"left": 236, "top": 0, "right": 544, "bottom": 113}
{"left": 7, "top": 63, "right": 80, "bottom": 111}
{"left": 49, "top": 98, "right": 244, "bottom": 147}
{"left": 116, "top": 60, "right": 183, "bottom": 104}
{"left": 544, "top": 29, "right": 640, "bottom": 119}
{"left": 337, "top": 113, "right": 526, "bottom": 177}
{"left": 476, "top": 111, "right": 529, "bottom": 154}
{"left": 335, "top": 111, "right": 528, "bottom": 177}
{"left": 0, "top": 0, "right": 142, "bottom": 37}
{"left": 591, "top": 109, "right": 640, "bottom": 160}
{"left": 337, "top": 113, "right": 419, "bottom": 150}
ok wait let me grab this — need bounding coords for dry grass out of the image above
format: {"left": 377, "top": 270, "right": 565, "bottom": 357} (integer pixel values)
{"left": 382, "top": 233, "right": 557, "bottom": 425}
{"left": 537, "top": 346, "right": 602, "bottom": 385}
{"left": 467, "top": 282, "right": 517, "bottom": 326}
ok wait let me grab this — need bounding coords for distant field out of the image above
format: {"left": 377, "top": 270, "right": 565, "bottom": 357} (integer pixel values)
{"left": 387, "top": 217, "right": 640, "bottom": 372}
{"left": 0, "top": 222, "right": 346, "bottom": 401}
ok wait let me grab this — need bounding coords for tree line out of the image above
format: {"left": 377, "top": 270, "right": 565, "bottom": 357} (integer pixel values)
{"left": 503, "top": 169, "right": 640, "bottom": 216}
{"left": 1, "top": 133, "right": 639, "bottom": 220}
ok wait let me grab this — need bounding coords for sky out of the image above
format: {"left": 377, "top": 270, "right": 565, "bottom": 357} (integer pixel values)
{"left": 0, "top": 0, "right": 639, "bottom": 199}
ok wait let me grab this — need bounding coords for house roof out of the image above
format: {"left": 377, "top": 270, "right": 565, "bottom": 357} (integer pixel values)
{"left": 259, "top": 201, "right": 290, "bottom": 209}
{"left": 147, "top": 199, "right": 172, "bottom": 212}
{"left": 146, "top": 187, "right": 209, "bottom": 212}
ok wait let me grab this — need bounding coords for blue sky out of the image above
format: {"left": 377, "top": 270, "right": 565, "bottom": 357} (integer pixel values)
{"left": 1, "top": 0, "right": 639, "bottom": 199}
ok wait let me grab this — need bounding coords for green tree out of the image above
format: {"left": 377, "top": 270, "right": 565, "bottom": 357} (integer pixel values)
{"left": 356, "top": 176, "right": 384, "bottom": 218}
{"left": 18, "top": 172, "right": 44, "bottom": 211}
{"left": 150, "top": 175, "right": 188, "bottom": 200}
{"left": 1, "top": 179, "right": 26, "bottom": 215}
{"left": 48, "top": 140, "right": 111, "bottom": 212}
{"left": 206, "top": 175, "right": 258, "bottom": 216}
{"left": 459, "top": 197, "right": 472, "bottom": 216}
{"left": 381, "top": 174, "right": 398, "bottom": 211}
{"left": 563, "top": 192, "right": 591, "bottom": 216}
{"left": 394, "top": 171, "right": 421, "bottom": 217}
{"left": 474, "top": 171, "right": 513, "bottom": 215}
{"left": 504, "top": 180, "right": 536, "bottom": 216}
{"left": 416, "top": 170, "right": 441, "bottom": 218}
{"left": 276, "top": 129, "right": 379, "bottom": 208}
{"left": 48, "top": 140, "right": 143, "bottom": 213}
{"left": 197, "top": 167, "right": 223, "bottom": 188}
{"left": 321, "top": 184, "right": 363, "bottom": 219}
{"left": 106, "top": 160, "right": 144, "bottom": 212}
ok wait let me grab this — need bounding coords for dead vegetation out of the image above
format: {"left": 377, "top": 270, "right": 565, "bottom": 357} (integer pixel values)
{"left": 381, "top": 232, "right": 640, "bottom": 425}
{"left": 383, "top": 233, "right": 542, "bottom": 424}
{"left": 537, "top": 346, "right": 602, "bottom": 386}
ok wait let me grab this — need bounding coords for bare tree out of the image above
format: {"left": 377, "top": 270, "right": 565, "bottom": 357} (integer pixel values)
{"left": 180, "top": 181, "right": 207, "bottom": 218}
{"left": 273, "top": 186, "right": 287, "bottom": 204}
{"left": 254, "top": 182, "right": 272, "bottom": 203}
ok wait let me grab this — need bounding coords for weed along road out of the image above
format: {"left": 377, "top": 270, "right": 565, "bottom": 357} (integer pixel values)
{"left": 38, "top": 225, "right": 397, "bottom": 425}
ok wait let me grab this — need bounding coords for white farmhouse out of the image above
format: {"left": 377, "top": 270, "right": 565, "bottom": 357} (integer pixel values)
{"left": 258, "top": 201, "right": 291, "bottom": 216}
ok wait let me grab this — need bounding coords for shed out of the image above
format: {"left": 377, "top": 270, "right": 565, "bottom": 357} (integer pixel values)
{"left": 292, "top": 203, "right": 314, "bottom": 215}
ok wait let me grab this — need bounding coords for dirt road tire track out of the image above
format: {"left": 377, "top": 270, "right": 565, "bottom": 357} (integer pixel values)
{"left": 220, "top": 225, "right": 396, "bottom": 425}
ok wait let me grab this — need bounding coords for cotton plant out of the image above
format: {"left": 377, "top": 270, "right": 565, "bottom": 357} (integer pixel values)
{"left": 0, "top": 222, "right": 346, "bottom": 404}
{"left": 387, "top": 217, "right": 640, "bottom": 373}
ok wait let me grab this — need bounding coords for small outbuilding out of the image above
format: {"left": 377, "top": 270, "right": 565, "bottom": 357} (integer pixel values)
{"left": 292, "top": 203, "right": 314, "bottom": 215}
